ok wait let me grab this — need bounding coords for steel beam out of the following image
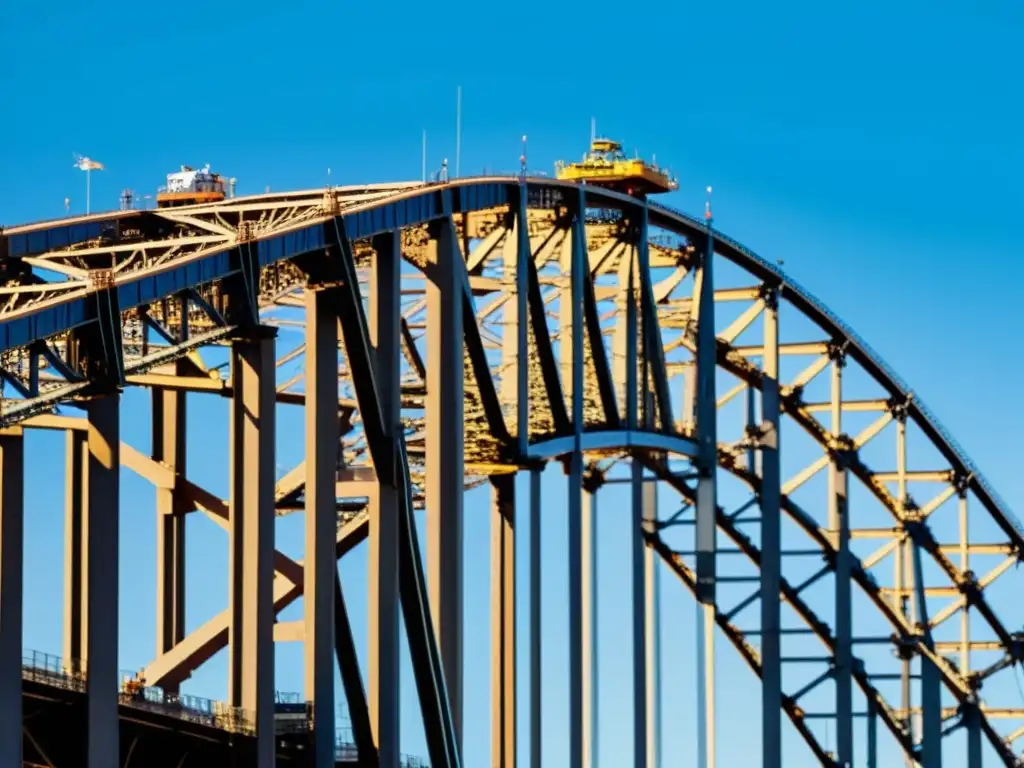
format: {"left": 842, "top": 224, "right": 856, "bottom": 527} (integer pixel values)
{"left": 760, "top": 291, "right": 782, "bottom": 768}
{"left": 490, "top": 475, "right": 516, "bottom": 768}
{"left": 695, "top": 227, "right": 718, "bottom": 768}
{"left": 153, "top": 359, "right": 187, "bottom": 682}
{"left": 569, "top": 191, "right": 588, "bottom": 768}
{"left": 63, "top": 429, "right": 86, "bottom": 669}
{"left": 529, "top": 466, "right": 542, "bottom": 768}
{"left": 0, "top": 429, "right": 23, "bottom": 768}
{"left": 84, "top": 393, "right": 120, "bottom": 768}
{"left": 911, "top": 536, "right": 942, "bottom": 767}
{"left": 631, "top": 459, "right": 648, "bottom": 768}
{"left": 568, "top": 452, "right": 584, "bottom": 768}
{"left": 635, "top": 203, "right": 673, "bottom": 430}
{"left": 334, "top": 572, "right": 377, "bottom": 763}
{"left": 426, "top": 217, "right": 465, "bottom": 755}
{"left": 831, "top": 354, "right": 853, "bottom": 768}
{"left": 642, "top": 476, "right": 660, "bottom": 768}
{"left": 867, "top": 700, "right": 878, "bottom": 768}
{"left": 514, "top": 187, "right": 531, "bottom": 451}
{"left": 304, "top": 287, "right": 338, "bottom": 768}
{"left": 370, "top": 231, "right": 401, "bottom": 768}
{"left": 965, "top": 704, "right": 981, "bottom": 767}
{"left": 227, "top": 330, "right": 277, "bottom": 767}
{"left": 582, "top": 486, "right": 598, "bottom": 768}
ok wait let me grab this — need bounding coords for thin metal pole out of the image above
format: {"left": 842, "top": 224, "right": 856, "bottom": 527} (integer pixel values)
{"left": 529, "top": 467, "right": 542, "bottom": 768}
{"left": 422, "top": 130, "right": 427, "bottom": 183}
{"left": 86, "top": 168, "right": 91, "bottom": 214}
{"left": 455, "top": 86, "right": 462, "bottom": 179}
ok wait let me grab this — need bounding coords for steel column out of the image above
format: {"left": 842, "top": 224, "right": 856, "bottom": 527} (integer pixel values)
{"left": 503, "top": 187, "right": 531, "bottom": 452}
{"left": 694, "top": 229, "right": 718, "bottom": 595}
{"left": 958, "top": 492, "right": 970, "bottom": 676}
{"left": 227, "top": 330, "right": 277, "bottom": 768}
{"left": 63, "top": 429, "right": 85, "bottom": 670}
{"left": 631, "top": 460, "right": 648, "bottom": 768}
{"left": 695, "top": 226, "right": 718, "bottom": 768}
{"left": 911, "top": 538, "right": 942, "bottom": 767}
{"left": 867, "top": 700, "right": 877, "bottom": 768}
{"left": 491, "top": 475, "right": 516, "bottom": 768}
{"left": 529, "top": 466, "right": 542, "bottom": 768}
{"left": 370, "top": 231, "right": 402, "bottom": 767}
{"left": 582, "top": 486, "right": 598, "bottom": 768}
{"left": 153, "top": 360, "right": 187, "bottom": 683}
{"left": 568, "top": 191, "right": 587, "bottom": 768}
{"left": 84, "top": 393, "right": 120, "bottom": 768}
{"left": 965, "top": 704, "right": 981, "bottom": 767}
{"left": 426, "top": 218, "right": 465, "bottom": 754}
{"left": 304, "top": 288, "right": 338, "bottom": 768}
{"left": 642, "top": 478, "right": 660, "bottom": 768}
{"left": 760, "top": 291, "right": 782, "bottom": 768}
{"left": 830, "top": 353, "right": 853, "bottom": 768}
{"left": 0, "top": 429, "right": 23, "bottom": 768}
{"left": 568, "top": 453, "right": 584, "bottom": 768}
{"left": 614, "top": 246, "right": 638, "bottom": 427}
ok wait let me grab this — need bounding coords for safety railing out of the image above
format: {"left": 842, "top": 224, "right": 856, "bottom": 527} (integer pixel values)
{"left": 26, "top": 652, "right": 428, "bottom": 763}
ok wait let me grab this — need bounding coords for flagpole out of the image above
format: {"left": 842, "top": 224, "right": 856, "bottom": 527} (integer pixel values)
{"left": 74, "top": 154, "right": 103, "bottom": 215}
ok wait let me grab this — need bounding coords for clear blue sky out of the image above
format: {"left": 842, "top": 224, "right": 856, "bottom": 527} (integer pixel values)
{"left": 2, "top": 1, "right": 1023, "bottom": 766}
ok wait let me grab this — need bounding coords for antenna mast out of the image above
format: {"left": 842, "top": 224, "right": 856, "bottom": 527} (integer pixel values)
{"left": 455, "top": 85, "right": 462, "bottom": 178}
{"left": 422, "top": 130, "right": 427, "bottom": 183}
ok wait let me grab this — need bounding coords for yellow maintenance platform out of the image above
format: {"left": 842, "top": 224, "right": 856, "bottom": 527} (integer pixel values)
{"left": 555, "top": 138, "right": 678, "bottom": 197}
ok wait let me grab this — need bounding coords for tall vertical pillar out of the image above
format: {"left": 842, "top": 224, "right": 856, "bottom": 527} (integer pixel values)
{"left": 227, "top": 330, "right": 277, "bottom": 768}
{"left": 0, "top": 429, "right": 24, "bottom": 768}
{"left": 84, "top": 394, "right": 120, "bottom": 768}
{"left": 568, "top": 193, "right": 588, "bottom": 768}
{"left": 529, "top": 467, "right": 542, "bottom": 768}
{"left": 895, "top": 414, "right": 914, "bottom": 766}
{"left": 642, "top": 478, "right": 660, "bottom": 768}
{"left": 503, "top": 192, "right": 531, "bottom": 452}
{"left": 957, "top": 492, "right": 970, "bottom": 675}
{"left": 694, "top": 228, "right": 718, "bottom": 768}
{"left": 965, "top": 703, "right": 981, "bottom": 767}
{"left": 582, "top": 486, "right": 598, "bottom": 768}
{"left": 830, "top": 351, "right": 853, "bottom": 768}
{"left": 153, "top": 361, "right": 187, "bottom": 675}
{"left": 760, "top": 291, "right": 783, "bottom": 767}
{"left": 631, "top": 461, "right": 648, "bottom": 768}
{"left": 867, "top": 700, "right": 878, "bottom": 768}
{"left": 426, "top": 218, "right": 464, "bottom": 754}
{"left": 370, "top": 232, "right": 401, "bottom": 766}
{"left": 63, "top": 430, "right": 86, "bottom": 669}
{"left": 305, "top": 288, "right": 338, "bottom": 768}
{"left": 491, "top": 475, "right": 516, "bottom": 768}
{"left": 567, "top": 454, "right": 584, "bottom": 768}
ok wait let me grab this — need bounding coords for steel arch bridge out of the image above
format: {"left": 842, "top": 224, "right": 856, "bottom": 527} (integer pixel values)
{"left": 0, "top": 176, "right": 1021, "bottom": 768}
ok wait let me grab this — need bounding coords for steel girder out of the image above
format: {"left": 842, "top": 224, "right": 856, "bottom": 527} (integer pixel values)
{"left": 0, "top": 177, "right": 1021, "bottom": 767}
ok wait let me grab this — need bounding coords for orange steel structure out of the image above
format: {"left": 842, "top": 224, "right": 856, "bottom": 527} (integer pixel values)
{"left": 0, "top": 176, "right": 1021, "bottom": 768}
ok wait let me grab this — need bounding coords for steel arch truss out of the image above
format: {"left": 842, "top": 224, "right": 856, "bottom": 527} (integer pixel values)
{"left": 0, "top": 178, "right": 1021, "bottom": 768}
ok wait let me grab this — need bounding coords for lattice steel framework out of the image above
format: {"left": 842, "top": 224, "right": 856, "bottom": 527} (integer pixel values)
{"left": 0, "top": 177, "right": 1021, "bottom": 768}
